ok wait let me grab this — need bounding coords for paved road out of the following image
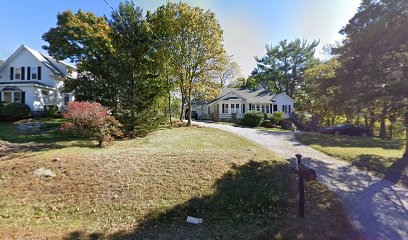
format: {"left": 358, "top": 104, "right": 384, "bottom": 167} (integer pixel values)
{"left": 193, "top": 121, "right": 408, "bottom": 240}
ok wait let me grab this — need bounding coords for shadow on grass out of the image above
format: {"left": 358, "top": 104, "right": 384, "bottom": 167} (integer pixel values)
{"left": 352, "top": 155, "right": 408, "bottom": 188}
{"left": 64, "top": 161, "right": 292, "bottom": 240}
{"left": 295, "top": 133, "right": 403, "bottom": 150}
{"left": 300, "top": 155, "right": 408, "bottom": 239}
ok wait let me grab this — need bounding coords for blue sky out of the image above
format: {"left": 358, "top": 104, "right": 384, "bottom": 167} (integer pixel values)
{"left": 0, "top": 0, "right": 361, "bottom": 76}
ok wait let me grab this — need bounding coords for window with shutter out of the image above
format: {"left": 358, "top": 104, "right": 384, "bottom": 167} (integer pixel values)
{"left": 38, "top": 66, "right": 42, "bottom": 80}
{"left": 21, "top": 67, "right": 25, "bottom": 80}
{"left": 10, "top": 67, "right": 14, "bottom": 80}
{"left": 15, "top": 68, "right": 21, "bottom": 79}
{"left": 27, "top": 67, "right": 31, "bottom": 80}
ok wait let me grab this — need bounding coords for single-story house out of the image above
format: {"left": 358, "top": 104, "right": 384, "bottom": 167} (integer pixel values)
{"left": 0, "top": 45, "right": 76, "bottom": 113}
{"left": 199, "top": 88, "right": 295, "bottom": 120}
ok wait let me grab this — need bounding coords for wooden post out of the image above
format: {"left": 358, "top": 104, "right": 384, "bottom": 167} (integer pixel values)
{"left": 295, "top": 154, "right": 305, "bottom": 218}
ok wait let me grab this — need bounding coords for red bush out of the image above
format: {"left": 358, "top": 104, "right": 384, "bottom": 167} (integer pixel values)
{"left": 62, "top": 102, "right": 122, "bottom": 147}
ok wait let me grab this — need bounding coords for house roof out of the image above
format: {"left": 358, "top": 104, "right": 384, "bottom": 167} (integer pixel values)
{"left": 202, "top": 88, "right": 295, "bottom": 107}
{"left": 0, "top": 81, "right": 55, "bottom": 89}
{"left": 0, "top": 45, "right": 76, "bottom": 78}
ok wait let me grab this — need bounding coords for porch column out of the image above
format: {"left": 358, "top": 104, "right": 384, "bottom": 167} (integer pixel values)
{"left": 218, "top": 103, "right": 222, "bottom": 114}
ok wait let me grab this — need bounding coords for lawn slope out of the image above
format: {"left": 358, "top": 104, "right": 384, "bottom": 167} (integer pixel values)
{"left": 0, "top": 125, "right": 359, "bottom": 239}
{"left": 295, "top": 133, "right": 407, "bottom": 187}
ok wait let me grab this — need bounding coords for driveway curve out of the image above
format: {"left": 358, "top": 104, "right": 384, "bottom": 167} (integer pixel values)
{"left": 193, "top": 121, "right": 408, "bottom": 240}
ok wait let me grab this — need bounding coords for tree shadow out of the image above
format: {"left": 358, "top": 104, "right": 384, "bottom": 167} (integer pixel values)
{"left": 300, "top": 156, "right": 408, "bottom": 239}
{"left": 294, "top": 133, "right": 403, "bottom": 150}
{"left": 64, "top": 161, "right": 293, "bottom": 239}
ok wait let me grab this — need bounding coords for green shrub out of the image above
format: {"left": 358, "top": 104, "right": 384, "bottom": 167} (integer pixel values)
{"left": 0, "top": 102, "right": 5, "bottom": 114}
{"left": 281, "top": 119, "right": 296, "bottom": 131}
{"left": 242, "top": 110, "right": 264, "bottom": 127}
{"left": 44, "top": 105, "right": 59, "bottom": 118}
{"left": 271, "top": 112, "right": 285, "bottom": 124}
{"left": 264, "top": 113, "right": 273, "bottom": 121}
{"left": 1, "top": 103, "right": 30, "bottom": 120}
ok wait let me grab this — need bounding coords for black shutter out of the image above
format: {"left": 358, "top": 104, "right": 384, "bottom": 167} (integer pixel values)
{"left": 249, "top": 104, "right": 252, "bottom": 111}
{"left": 242, "top": 104, "right": 245, "bottom": 113}
{"left": 21, "top": 67, "right": 25, "bottom": 80}
{"left": 21, "top": 92, "right": 26, "bottom": 104}
{"left": 38, "top": 66, "right": 42, "bottom": 80}
{"left": 10, "top": 67, "right": 14, "bottom": 80}
{"left": 289, "top": 105, "right": 291, "bottom": 114}
{"left": 27, "top": 67, "right": 31, "bottom": 80}
{"left": 282, "top": 105, "right": 284, "bottom": 112}
{"left": 222, "top": 104, "right": 225, "bottom": 113}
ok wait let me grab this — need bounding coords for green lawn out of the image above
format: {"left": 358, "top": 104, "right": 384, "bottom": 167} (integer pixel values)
{"left": 0, "top": 118, "right": 89, "bottom": 146}
{"left": 0, "top": 122, "right": 359, "bottom": 239}
{"left": 295, "top": 133, "right": 407, "bottom": 185}
{"left": 256, "top": 127, "right": 292, "bottom": 132}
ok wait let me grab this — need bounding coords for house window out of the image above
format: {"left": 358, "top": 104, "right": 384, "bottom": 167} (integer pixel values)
{"left": 236, "top": 104, "right": 239, "bottom": 114}
{"left": 256, "top": 104, "right": 260, "bottom": 112}
{"left": 282, "top": 105, "right": 288, "bottom": 114}
{"left": 231, "top": 104, "right": 235, "bottom": 113}
{"left": 266, "top": 105, "right": 270, "bottom": 113}
{"left": 223, "top": 104, "right": 229, "bottom": 113}
{"left": 32, "top": 67, "right": 38, "bottom": 79}
{"left": 1, "top": 91, "right": 23, "bottom": 103}
{"left": 3, "top": 92, "right": 12, "bottom": 103}
{"left": 262, "top": 105, "right": 265, "bottom": 113}
{"left": 15, "top": 68, "right": 21, "bottom": 80}
{"left": 14, "top": 92, "right": 22, "bottom": 103}
{"left": 273, "top": 105, "right": 278, "bottom": 112}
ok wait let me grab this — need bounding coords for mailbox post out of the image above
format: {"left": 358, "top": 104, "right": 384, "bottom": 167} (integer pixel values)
{"left": 293, "top": 154, "right": 316, "bottom": 218}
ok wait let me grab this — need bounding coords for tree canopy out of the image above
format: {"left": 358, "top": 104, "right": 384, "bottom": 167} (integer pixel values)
{"left": 147, "top": 2, "right": 226, "bottom": 126}
{"left": 251, "top": 39, "right": 319, "bottom": 101}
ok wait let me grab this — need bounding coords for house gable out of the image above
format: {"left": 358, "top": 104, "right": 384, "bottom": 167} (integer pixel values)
{"left": 219, "top": 91, "right": 245, "bottom": 101}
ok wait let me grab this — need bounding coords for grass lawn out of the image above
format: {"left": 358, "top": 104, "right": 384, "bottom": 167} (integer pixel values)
{"left": 0, "top": 121, "right": 360, "bottom": 239}
{"left": 295, "top": 133, "right": 407, "bottom": 186}
{"left": 256, "top": 127, "right": 292, "bottom": 132}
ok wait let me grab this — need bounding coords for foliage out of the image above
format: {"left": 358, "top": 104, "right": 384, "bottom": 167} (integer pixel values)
{"left": 280, "top": 119, "right": 296, "bottom": 131}
{"left": 217, "top": 55, "right": 242, "bottom": 87}
{"left": 43, "top": 2, "right": 163, "bottom": 135}
{"left": 263, "top": 113, "right": 271, "bottom": 120}
{"left": 1, "top": 103, "right": 30, "bottom": 120}
{"left": 333, "top": 0, "right": 408, "bottom": 155}
{"left": 251, "top": 39, "right": 319, "bottom": 100}
{"left": 43, "top": 105, "right": 59, "bottom": 118}
{"left": 241, "top": 110, "right": 264, "bottom": 127}
{"left": 303, "top": 59, "right": 340, "bottom": 121}
{"left": 271, "top": 112, "right": 285, "bottom": 125}
{"left": 61, "top": 102, "right": 122, "bottom": 147}
{"left": 147, "top": 2, "right": 226, "bottom": 125}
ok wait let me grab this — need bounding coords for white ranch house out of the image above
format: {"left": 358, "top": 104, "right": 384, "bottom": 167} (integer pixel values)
{"left": 0, "top": 45, "right": 76, "bottom": 113}
{"left": 198, "top": 88, "right": 295, "bottom": 120}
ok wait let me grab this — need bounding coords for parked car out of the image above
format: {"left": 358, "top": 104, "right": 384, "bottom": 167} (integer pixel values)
{"left": 320, "top": 124, "right": 371, "bottom": 137}
{"left": 185, "top": 110, "right": 199, "bottom": 120}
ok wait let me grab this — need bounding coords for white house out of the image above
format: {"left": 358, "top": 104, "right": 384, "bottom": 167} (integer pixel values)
{"left": 200, "top": 88, "right": 295, "bottom": 120}
{"left": 0, "top": 45, "right": 76, "bottom": 113}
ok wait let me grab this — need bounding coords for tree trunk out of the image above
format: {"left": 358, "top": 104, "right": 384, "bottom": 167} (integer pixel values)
{"left": 166, "top": 73, "right": 173, "bottom": 126}
{"left": 388, "top": 113, "right": 396, "bottom": 139}
{"left": 179, "top": 93, "right": 185, "bottom": 121}
{"left": 364, "top": 113, "right": 369, "bottom": 127}
{"left": 404, "top": 112, "right": 408, "bottom": 158}
{"left": 379, "top": 106, "right": 387, "bottom": 139}
{"left": 331, "top": 115, "right": 336, "bottom": 126}
{"left": 187, "top": 83, "right": 193, "bottom": 126}
{"left": 368, "top": 109, "right": 375, "bottom": 134}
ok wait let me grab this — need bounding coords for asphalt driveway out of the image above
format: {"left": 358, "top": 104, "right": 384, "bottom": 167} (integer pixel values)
{"left": 193, "top": 121, "right": 408, "bottom": 240}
